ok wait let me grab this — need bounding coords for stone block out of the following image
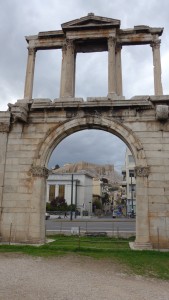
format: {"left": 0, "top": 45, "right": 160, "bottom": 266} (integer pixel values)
{"left": 143, "top": 143, "right": 162, "bottom": 151}
{"left": 6, "top": 157, "right": 33, "bottom": 169}
{"left": 2, "top": 200, "right": 16, "bottom": 208}
{"left": 3, "top": 185, "right": 18, "bottom": 193}
{"left": 5, "top": 172, "right": 19, "bottom": 179}
{"left": 164, "top": 174, "right": 169, "bottom": 180}
{"left": 149, "top": 203, "right": 166, "bottom": 213}
{"left": 6, "top": 150, "right": 35, "bottom": 158}
{"left": 0, "top": 173, "right": 4, "bottom": 186}
{"left": 4, "top": 178, "right": 20, "bottom": 186}
{"left": 149, "top": 195, "right": 168, "bottom": 203}
{"left": 0, "top": 164, "right": 5, "bottom": 172}
{"left": 18, "top": 186, "right": 32, "bottom": 194}
{"left": 148, "top": 173, "right": 165, "bottom": 181}
{"left": 54, "top": 97, "right": 83, "bottom": 102}
{"left": 3, "top": 192, "right": 31, "bottom": 202}
{"left": 148, "top": 187, "right": 164, "bottom": 196}
{"left": 148, "top": 180, "right": 166, "bottom": 188}
{"left": 5, "top": 164, "right": 30, "bottom": 172}
{"left": 148, "top": 158, "right": 168, "bottom": 165}
{"left": 0, "top": 134, "right": 8, "bottom": 164}
{"left": 146, "top": 150, "right": 169, "bottom": 159}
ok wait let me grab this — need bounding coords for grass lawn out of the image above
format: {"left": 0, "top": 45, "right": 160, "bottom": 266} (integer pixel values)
{"left": 0, "top": 235, "right": 169, "bottom": 280}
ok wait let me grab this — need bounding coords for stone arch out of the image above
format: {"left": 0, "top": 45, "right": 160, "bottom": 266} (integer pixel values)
{"left": 33, "top": 116, "right": 148, "bottom": 169}
{"left": 32, "top": 116, "right": 151, "bottom": 248}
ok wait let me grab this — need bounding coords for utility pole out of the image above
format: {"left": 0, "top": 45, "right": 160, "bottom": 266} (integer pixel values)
{"left": 75, "top": 180, "right": 78, "bottom": 219}
{"left": 129, "top": 170, "right": 134, "bottom": 217}
{"left": 70, "top": 174, "right": 73, "bottom": 221}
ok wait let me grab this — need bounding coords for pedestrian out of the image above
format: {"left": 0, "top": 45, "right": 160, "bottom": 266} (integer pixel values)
{"left": 64, "top": 211, "right": 67, "bottom": 218}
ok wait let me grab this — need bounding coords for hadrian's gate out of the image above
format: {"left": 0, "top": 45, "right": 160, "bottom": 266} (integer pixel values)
{"left": 0, "top": 14, "right": 169, "bottom": 249}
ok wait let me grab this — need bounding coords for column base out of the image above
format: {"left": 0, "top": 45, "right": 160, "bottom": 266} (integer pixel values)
{"left": 107, "top": 93, "right": 125, "bottom": 100}
{"left": 129, "top": 241, "right": 153, "bottom": 250}
{"left": 55, "top": 97, "right": 83, "bottom": 102}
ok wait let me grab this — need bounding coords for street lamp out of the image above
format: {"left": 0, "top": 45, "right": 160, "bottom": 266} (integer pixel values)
{"left": 70, "top": 174, "right": 73, "bottom": 221}
{"left": 129, "top": 170, "right": 134, "bottom": 217}
{"left": 89, "top": 201, "right": 92, "bottom": 216}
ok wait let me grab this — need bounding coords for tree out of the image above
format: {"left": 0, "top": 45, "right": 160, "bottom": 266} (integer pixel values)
{"left": 102, "top": 192, "right": 110, "bottom": 205}
{"left": 93, "top": 199, "right": 102, "bottom": 210}
{"left": 50, "top": 196, "right": 68, "bottom": 211}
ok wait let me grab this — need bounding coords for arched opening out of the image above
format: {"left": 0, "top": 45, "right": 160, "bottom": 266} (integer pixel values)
{"left": 47, "top": 129, "right": 129, "bottom": 219}
{"left": 34, "top": 117, "right": 149, "bottom": 246}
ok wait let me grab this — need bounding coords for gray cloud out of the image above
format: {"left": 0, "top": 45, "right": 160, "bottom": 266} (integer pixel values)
{"left": 0, "top": 0, "right": 169, "bottom": 170}
{"left": 48, "top": 130, "right": 126, "bottom": 172}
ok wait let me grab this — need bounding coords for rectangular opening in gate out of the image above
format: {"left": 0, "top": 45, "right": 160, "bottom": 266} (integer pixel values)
{"left": 75, "top": 52, "right": 108, "bottom": 100}
{"left": 122, "top": 45, "right": 153, "bottom": 98}
{"left": 33, "top": 49, "right": 62, "bottom": 99}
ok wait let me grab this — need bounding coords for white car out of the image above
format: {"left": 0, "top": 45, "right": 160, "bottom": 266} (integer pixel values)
{"left": 45, "top": 212, "right": 50, "bottom": 220}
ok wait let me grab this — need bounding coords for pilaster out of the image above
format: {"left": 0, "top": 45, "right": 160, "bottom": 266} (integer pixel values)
{"left": 28, "top": 166, "right": 49, "bottom": 243}
{"left": 132, "top": 166, "right": 153, "bottom": 250}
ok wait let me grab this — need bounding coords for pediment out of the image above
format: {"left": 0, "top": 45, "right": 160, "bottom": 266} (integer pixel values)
{"left": 61, "top": 13, "right": 120, "bottom": 31}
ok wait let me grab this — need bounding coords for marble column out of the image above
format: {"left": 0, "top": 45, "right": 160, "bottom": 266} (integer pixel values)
{"left": 60, "top": 43, "right": 67, "bottom": 97}
{"left": 108, "top": 37, "right": 117, "bottom": 96}
{"left": 115, "top": 44, "right": 123, "bottom": 96}
{"left": 60, "top": 39, "right": 76, "bottom": 98}
{"left": 151, "top": 39, "right": 163, "bottom": 96}
{"left": 24, "top": 47, "right": 36, "bottom": 99}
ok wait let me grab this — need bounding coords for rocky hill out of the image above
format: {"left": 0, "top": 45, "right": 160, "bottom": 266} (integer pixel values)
{"left": 52, "top": 161, "right": 122, "bottom": 183}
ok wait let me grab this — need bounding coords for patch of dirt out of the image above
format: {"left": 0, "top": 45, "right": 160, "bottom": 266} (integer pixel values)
{"left": 0, "top": 253, "right": 169, "bottom": 300}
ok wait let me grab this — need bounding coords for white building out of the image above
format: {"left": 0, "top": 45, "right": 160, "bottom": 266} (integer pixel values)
{"left": 46, "top": 172, "right": 93, "bottom": 214}
{"left": 122, "top": 148, "right": 136, "bottom": 214}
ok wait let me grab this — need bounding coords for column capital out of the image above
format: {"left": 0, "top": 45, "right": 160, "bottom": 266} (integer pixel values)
{"left": 62, "top": 42, "right": 67, "bottom": 53}
{"left": 134, "top": 166, "right": 150, "bottom": 177}
{"left": 150, "top": 39, "right": 161, "bottom": 49}
{"left": 66, "top": 39, "right": 75, "bottom": 53}
{"left": 30, "top": 166, "right": 49, "bottom": 178}
{"left": 108, "top": 36, "right": 116, "bottom": 48}
{"left": 28, "top": 47, "right": 36, "bottom": 55}
{"left": 116, "top": 43, "right": 122, "bottom": 52}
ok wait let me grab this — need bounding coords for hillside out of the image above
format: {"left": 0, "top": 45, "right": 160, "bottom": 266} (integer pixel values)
{"left": 52, "top": 161, "right": 122, "bottom": 183}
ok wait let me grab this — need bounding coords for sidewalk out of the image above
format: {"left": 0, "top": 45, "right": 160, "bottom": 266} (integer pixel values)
{"left": 49, "top": 214, "right": 135, "bottom": 222}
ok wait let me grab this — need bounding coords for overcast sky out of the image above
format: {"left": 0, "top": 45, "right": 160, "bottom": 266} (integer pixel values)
{"left": 0, "top": 0, "right": 169, "bottom": 172}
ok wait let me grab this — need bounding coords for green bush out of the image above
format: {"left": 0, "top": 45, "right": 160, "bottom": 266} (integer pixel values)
{"left": 47, "top": 197, "right": 68, "bottom": 211}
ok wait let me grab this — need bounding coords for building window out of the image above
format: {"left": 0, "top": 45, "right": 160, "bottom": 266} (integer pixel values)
{"left": 49, "top": 185, "right": 55, "bottom": 201}
{"left": 59, "top": 185, "right": 65, "bottom": 198}
{"left": 129, "top": 184, "right": 136, "bottom": 193}
{"left": 128, "top": 155, "right": 134, "bottom": 163}
{"left": 129, "top": 170, "right": 134, "bottom": 177}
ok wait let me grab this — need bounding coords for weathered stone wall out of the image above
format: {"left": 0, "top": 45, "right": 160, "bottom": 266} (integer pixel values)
{"left": 124, "top": 118, "right": 169, "bottom": 248}
{"left": 0, "top": 97, "right": 169, "bottom": 249}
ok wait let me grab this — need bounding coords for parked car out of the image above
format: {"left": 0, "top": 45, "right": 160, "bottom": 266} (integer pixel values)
{"left": 127, "top": 210, "right": 136, "bottom": 218}
{"left": 112, "top": 209, "right": 119, "bottom": 218}
{"left": 112, "top": 209, "right": 123, "bottom": 218}
{"left": 45, "top": 212, "right": 50, "bottom": 220}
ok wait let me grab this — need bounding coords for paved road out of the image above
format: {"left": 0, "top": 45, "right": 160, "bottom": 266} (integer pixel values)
{"left": 46, "top": 217, "right": 136, "bottom": 234}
